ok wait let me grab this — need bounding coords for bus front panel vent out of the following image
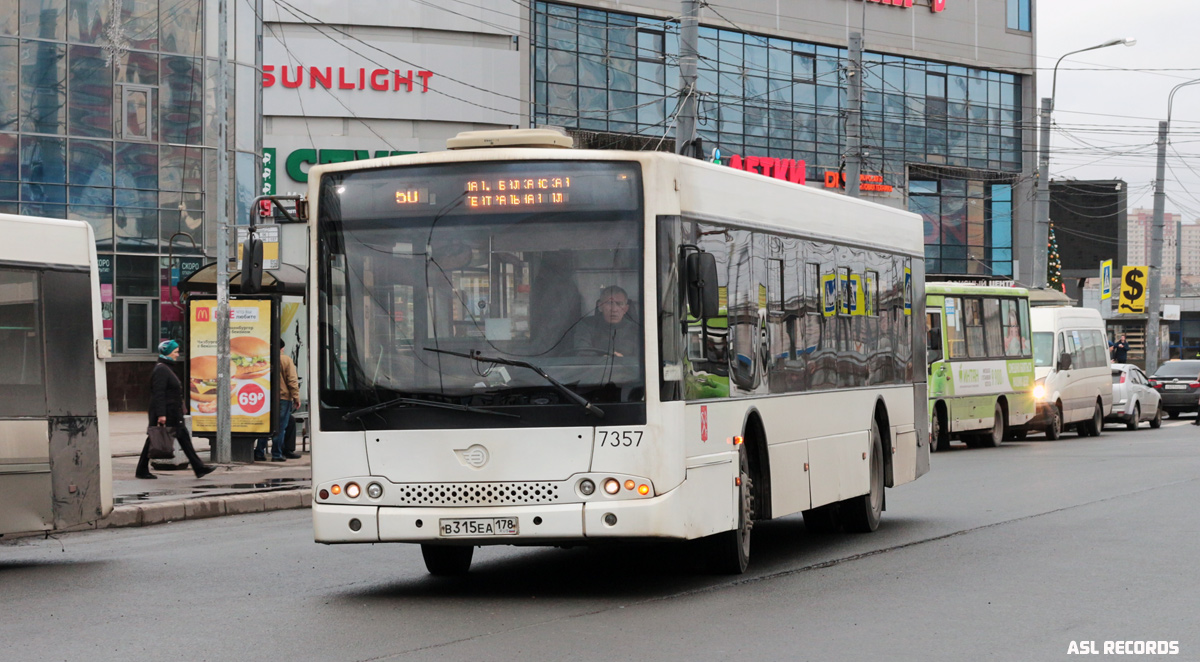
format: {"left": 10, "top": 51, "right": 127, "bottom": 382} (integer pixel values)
{"left": 396, "top": 482, "right": 562, "bottom": 506}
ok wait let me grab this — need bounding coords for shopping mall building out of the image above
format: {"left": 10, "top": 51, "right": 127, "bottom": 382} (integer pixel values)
{"left": 2, "top": 0, "right": 1036, "bottom": 404}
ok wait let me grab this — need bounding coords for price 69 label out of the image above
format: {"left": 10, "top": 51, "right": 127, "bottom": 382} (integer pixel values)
{"left": 237, "top": 382, "right": 268, "bottom": 414}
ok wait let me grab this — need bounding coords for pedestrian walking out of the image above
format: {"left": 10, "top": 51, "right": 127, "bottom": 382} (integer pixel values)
{"left": 1111, "top": 334, "right": 1129, "bottom": 364}
{"left": 255, "top": 341, "right": 301, "bottom": 461}
{"left": 136, "top": 340, "right": 217, "bottom": 479}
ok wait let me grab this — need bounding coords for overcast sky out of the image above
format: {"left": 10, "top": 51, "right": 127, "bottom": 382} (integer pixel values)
{"left": 1037, "top": 1, "right": 1200, "bottom": 220}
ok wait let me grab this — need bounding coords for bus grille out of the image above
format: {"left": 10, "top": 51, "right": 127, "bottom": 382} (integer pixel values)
{"left": 394, "top": 482, "right": 562, "bottom": 506}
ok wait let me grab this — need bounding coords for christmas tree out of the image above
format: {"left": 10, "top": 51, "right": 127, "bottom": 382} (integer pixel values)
{"left": 1047, "top": 222, "right": 1063, "bottom": 290}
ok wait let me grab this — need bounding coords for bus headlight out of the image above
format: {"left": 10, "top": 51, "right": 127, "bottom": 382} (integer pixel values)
{"left": 1032, "top": 380, "right": 1046, "bottom": 401}
{"left": 366, "top": 482, "right": 383, "bottom": 499}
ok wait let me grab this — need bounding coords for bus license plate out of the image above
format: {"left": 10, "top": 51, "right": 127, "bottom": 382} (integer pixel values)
{"left": 1165, "top": 384, "right": 1188, "bottom": 390}
{"left": 439, "top": 517, "right": 519, "bottom": 537}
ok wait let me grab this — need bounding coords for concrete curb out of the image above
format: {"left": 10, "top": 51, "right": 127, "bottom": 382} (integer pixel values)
{"left": 3, "top": 488, "right": 313, "bottom": 539}
{"left": 99, "top": 489, "right": 312, "bottom": 529}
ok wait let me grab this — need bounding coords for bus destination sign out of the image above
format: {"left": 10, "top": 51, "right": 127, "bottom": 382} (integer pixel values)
{"left": 464, "top": 175, "right": 571, "bottom": 210}
{"left": 331, "top": 161, "right": 639, "bottom": 220}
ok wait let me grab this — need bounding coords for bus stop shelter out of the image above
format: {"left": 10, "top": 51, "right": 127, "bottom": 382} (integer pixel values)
{"left": 176, "top": 262, "right": 307, "bottom": 462}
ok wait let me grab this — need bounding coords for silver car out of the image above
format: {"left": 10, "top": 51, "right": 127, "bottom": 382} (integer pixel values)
{"left": 1106, "top": 363, "right": 1163, "bottom": 430}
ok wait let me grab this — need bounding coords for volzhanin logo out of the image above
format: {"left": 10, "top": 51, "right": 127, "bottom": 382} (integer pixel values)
{"left": 454, "top": 445, "right": 490, "bottom": 469}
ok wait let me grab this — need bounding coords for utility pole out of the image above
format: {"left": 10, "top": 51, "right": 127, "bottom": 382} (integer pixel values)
{"left": 675, "top": 0, "right": 700, "bottom": 157}
{"left": 214, "top": 0, "right": 232, "bottom": 463}
{"left": 1035, "top": 40, "right": 1135, "bottom": 291}
{"left": 1147, "top": 120, "right": 1168, "bottom": 375}
{"left": 1175, "top": 220, "right": 1183, "bottom": 298}
{"left": 1033, "top": 97, "right": 1052, "bottom": 289}
{"left": 845, "top": 32, "right": 862, "bottom": 198}
{"left": 1153, "top": 77, "right": 1200, "bottom": 367}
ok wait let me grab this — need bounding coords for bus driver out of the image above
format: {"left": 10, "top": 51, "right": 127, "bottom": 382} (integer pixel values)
{"left": 573, "top": 285, "right": 639, "bottom": 357}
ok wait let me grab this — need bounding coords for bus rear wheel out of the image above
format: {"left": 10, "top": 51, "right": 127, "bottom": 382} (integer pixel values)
{"left": 981, "top": 401, "right": 1005, "bottom": 448}
{"left": 709, "top": 443, "right": 754, "bottom": 574}
{"left": 421, "top": 544, "right": 474, "bottom": 576}
{"left": 843, "top": 421, "right": 884, "bottom": 533}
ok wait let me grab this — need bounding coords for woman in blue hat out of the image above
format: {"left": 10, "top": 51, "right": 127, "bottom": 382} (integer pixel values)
{"left": 136, "top": 340, "right": 217, "bottom": 479}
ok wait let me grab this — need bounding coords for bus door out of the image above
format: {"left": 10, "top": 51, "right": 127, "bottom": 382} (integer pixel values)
{"left": 926, "top": 308, "right": 947, "bottom": 399}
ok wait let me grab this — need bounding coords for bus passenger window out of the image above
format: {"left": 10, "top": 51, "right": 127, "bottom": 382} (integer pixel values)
{"left": 944, "top": 297, "right": 966, "bottom": 359}
{"left": 963, "top": 299, "right": 986, "bottom": 358}
{"left": 983, "top": 298, "right": 1003, "bottom": 357}
{"left": 1001, "top": 299, "right": 1022, "bottom": 357}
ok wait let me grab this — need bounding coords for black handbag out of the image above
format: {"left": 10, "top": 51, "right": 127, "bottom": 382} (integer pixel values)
{"left": 147, "top": 425, "right": 176, "bottom": 459}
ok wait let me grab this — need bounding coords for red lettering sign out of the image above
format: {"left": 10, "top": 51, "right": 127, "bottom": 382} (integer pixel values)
{"left": 700, "top": 405, "right": 708, "bottom": 442}
{"left": 262, "top": 65, "right": 434, "bottom": 92}
{"left": 727, "top": 154, "right": 806, "bottom": 184}
{"left": 859, "top": 0, "right": 945, "bottom": 11}
{"left": 823, "top": 171, "right": 895, "bottom": 193}
{"left": 195, "top": 307, "right": 211, "bottom": 322}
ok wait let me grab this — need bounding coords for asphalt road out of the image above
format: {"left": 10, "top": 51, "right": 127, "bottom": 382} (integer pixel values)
{"left": 3, "top": 419, "right": 1198, "bottom": 661}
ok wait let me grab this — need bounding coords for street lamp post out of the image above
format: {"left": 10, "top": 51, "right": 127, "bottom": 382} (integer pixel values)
{"left": 1032, "top": 38, "right": 1135, "bottom": 289}
{"left": 1146, "top": 77, "right": 1200, "bottom": 373}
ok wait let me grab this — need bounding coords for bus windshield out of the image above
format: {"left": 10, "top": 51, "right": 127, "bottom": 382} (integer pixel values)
{"left": 1032, "top": 332, "right": 1055, "bottom": 367}
{"left": 317, "top": 161, "right": 645, "bottom": 428}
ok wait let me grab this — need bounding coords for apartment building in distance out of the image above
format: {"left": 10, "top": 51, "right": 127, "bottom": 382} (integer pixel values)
{"left": 1126, "top": 208, "right": 1200, "bottom": 293}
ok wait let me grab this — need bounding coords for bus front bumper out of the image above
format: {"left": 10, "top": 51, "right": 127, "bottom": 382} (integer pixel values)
{"left": 313, "top": 462, "right": 734, "bottom": 545}
{"left": 316, "top": 495, "right": 685, "bottom": 544}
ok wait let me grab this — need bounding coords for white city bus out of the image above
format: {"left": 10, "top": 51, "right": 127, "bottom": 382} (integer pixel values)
{"left": 0, "top": 214, "right": 112, "bottom": 537}
{"left": 308, "top": 129, "right": 929, "bottom": 574}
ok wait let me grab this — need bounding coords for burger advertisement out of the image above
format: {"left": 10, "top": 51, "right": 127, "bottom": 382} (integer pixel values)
{"left": 187, "top": 299, "right": 274, "bottom": 434}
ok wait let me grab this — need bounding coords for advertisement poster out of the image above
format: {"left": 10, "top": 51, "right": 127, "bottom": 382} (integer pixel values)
{"left": 189, "top": 299, "right": 273, "bottom": 434}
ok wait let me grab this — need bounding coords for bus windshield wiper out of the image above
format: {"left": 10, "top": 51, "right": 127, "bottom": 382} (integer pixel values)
{"left": 341, "top": 396, "right": 519, "bottom": 422}
{"left": 424, "top": 348, "right": 606, "bottom": 419}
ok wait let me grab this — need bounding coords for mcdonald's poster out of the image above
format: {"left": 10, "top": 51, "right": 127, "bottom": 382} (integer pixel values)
{"left": 188, "top": 299, "right": 273, "bottom": 434}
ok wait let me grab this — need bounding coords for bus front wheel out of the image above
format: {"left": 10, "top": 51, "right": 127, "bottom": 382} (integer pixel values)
{"left": 421, "top": 544, "right": 474, "bottom": 576}
{"left": 710, "top": 443, "right": 754, "bottom": 574}
{"left": 843, "top": 421, "right": 884, "bottom": 533}
{"left": 930, "top": 408, "right": 950, "bottom": 452}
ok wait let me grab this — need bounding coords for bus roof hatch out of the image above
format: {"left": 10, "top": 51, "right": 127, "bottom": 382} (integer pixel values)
{"left": 446, "top": 128, "right": 573, "bottom": 150}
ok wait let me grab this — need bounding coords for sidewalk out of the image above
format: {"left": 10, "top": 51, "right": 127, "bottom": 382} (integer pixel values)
{"left": 85, "top": 412, "right": 313, "bottom": 532}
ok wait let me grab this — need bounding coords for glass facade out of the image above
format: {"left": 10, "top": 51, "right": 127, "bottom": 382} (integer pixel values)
{"left": 0, "top": 0, "right": 259, "bottom": 357}
{"left": 909, "top": 179, "right": 1013, "bottom": 277}
{"left": 531, "top": 1, "right": 1025, "bottom": 277}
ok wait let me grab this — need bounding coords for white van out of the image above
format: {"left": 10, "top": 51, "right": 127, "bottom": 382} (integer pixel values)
{"left": 1027, "top": 306, "right": 1113, "bottom": 439}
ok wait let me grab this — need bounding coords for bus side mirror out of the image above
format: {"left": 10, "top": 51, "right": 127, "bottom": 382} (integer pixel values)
{"left": 686, "top": 252, "right": 719, "bottom": 319}
{"left": 1057, "top": 352, "right": 1072, "bottom": 371}
{"left": 242, "top": 232, "right": 264, "bottom": 294}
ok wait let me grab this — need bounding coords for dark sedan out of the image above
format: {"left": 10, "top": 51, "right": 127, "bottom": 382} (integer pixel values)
{"left": 1149, "top": 360, "right": 1200, "bottom": 418}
